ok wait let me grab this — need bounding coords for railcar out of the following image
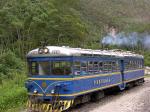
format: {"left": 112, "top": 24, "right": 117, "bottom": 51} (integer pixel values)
{"left": 25, "top": 46, "right": 144, "bottom": 112}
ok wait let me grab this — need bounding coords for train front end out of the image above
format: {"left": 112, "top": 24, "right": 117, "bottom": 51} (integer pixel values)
{"left": 25, "top": 47, "right": 75, "bottom": 112}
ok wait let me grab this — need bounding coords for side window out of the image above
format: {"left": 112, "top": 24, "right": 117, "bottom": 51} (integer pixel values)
{"left": 132, "top": 61, "right": 134, "bottom": 69}
{"left": 139, "top": 60, "right": 141, "bottom": 69}
{"left": 129, "top": 61, "right": 132, "bottom": 70}
{"left": 30, "top": 62, "right": 38, "bottom": 75}
{"left": 125, "top": 61, "right": 130, "bottom": 70}
{"left": 74, "top": 61, "right": 81, "bottom": 75}
{"left": 39, "top": 62, "right": 50, "bottom": 75}
{"left": 138, "top": 60, "right": 140, "bottom": 69}
{"left": 81, "top": 61, "right": 88, "bottom": 75}
{"left": 110, "top": 61, "right": 120, "bottom": 72}
{"left": 116, "top": 61, "right": 120, "bottom": 71}
{"left": 93, "top": 61, "right": 99, "bottom": 73}
{"left": 99, "top": 62, "right": 103, "bottom": 73}
{"left": 133, "top": 61, "right": 135, "bottom": 69}
{"left": 112, "top": 61, "right": 117, "bottom": 72}
{"left": 88, "top": 61, "right": 93, "bottom": 74}
{"left": 108, "top": 62, "right": 112, "bottom": 72}
{"left": 139, "top": 60, "right": 142, "bottom": 68}
{"left": 134, "top": 61, "right": 136, "bottom": 69}
{"left": 103, "top": 61, "right": 112, "bottom": 73}
{"left": 52, "top": 61, "right": 71, "bottom": 75}
{"left": 103, "top": 62, "right": 108, "bottom": 73}
{"left": 135, "top": 61, "right": 138, "bottom": 69}
{"left": 140, "top": 60, "right": 144, "bottom": 69}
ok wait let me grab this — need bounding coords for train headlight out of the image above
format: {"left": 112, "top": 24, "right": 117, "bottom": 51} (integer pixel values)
{"left": 44, "top": 48, "right": 49, "bottom": 54}
{"left": 38, "top": 48, "right": 43, "bottom": 54}
{"left": 33, "top": 89, "right": 38, "bottom": 94}
{"left": 38, "top": 48, "right": 49, "bottom": 54}
{"left": 51, "top": 89, "right": 55, "bottom": 94}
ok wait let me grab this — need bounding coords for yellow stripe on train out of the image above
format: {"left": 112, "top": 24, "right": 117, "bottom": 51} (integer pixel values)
{"left": 27, "top": 100, "right": 74, "bottom": 112}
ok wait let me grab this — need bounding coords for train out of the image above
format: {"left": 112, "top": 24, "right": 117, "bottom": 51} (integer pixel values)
{"left": 25, "top": 46, "right": 145, "bottom": 112}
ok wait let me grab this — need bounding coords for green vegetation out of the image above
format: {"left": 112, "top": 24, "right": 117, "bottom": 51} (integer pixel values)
{"left": 0, "top": 51, "right": 27, "bottom": 112}
{"left": 0, "top": 78, "right": 27, "bottom": 112}
{"left": 0, "top": 0, "right": 150, "bottom": 111}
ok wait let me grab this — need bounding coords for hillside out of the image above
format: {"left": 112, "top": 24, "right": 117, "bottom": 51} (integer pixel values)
{"left": 78, "top": 0, "right": 150, "bottom": 65}
{"left": 80, "top": 0, "right": 150, "bottom": 29}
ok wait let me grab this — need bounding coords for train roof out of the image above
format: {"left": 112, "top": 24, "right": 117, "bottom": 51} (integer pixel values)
{"left": 27, "top": 46, "right": 144, "bottom": 59}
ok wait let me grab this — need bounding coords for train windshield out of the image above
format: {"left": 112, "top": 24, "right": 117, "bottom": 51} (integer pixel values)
{"left": 28, "top": 61, "right": 72, "bottom": 76}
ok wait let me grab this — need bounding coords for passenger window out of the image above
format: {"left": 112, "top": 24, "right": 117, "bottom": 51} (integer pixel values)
{"left": 125, "top": 61, "right": 130, "bottom": 70}
{"left": 135, "top": 61, "right": 138, "bottom": 69}
{"left": 112, "top": 61, "right": 120, "bottom": 72}
{"left": 104, "top": 62, "right": 110, "bottom": 73}
{"left": 99, "top": 62, "right": 103, "bottom": 73}
{"left": 103, "top": 62, "right": 108, "bottom": 73}
{"left": 138, "top": 61, "right": 140, "bottom": 68}
{"left": 39, "top": 62, "right": 50, "bottom": 75}
{"left": 74, "top": 61, "right": 81, "bottom": 75}
{"left": 81, "top": 61, "right": 88, "bottom": 75}
{"left": 30, "top": 62, "right": 38, "bottom": 75}
{"left": 93, "top": 61, "right": 99, "bottom": 73}
{"left": 88, "top": 61, "right": 93, "bottom": 74}
{"left": 134, "top": 61, "right": 136, "bottom": 69}
{"left": 52, "top": 61, "right": 71, "bottom": 75}
{"left": 129, "top": 61, "right": 132, "bottom": 70}
{"left": 112, "top": 61, "right": 117, "bottom": 72}
{"left": 132, "top": 61, "right": 135, "bottom": 69}
{"left": 140, "top": 60, "right": 144, "bottom": 69}
{"left": 108, "top": 62, "right": 112, "bottom": 72}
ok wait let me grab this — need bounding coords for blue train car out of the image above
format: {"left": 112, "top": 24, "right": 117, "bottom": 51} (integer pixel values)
{"left": 25, "top": 46, "right": 144, "bottom": 111}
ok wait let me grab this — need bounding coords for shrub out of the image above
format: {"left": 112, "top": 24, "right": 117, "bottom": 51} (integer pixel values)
{"left": 0, "top": 50, "right": 26, "bottom": 80}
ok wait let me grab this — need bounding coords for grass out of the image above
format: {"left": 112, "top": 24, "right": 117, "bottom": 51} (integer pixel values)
{"left": 0, "top": 73, "right": 27, "bottom": 112}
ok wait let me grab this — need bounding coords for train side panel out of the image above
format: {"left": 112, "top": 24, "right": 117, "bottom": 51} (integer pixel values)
{"left": 72, "top": 73, "right": 122, "bottom": 96}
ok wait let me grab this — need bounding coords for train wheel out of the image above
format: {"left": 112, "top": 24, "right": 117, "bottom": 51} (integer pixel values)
{"left": 91, "top": 91, "right": 104, "bottom": 101}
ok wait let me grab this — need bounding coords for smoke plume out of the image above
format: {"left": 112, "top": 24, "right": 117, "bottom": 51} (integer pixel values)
{"left": 102, "top": 32, "right": 150, "bottom": 50}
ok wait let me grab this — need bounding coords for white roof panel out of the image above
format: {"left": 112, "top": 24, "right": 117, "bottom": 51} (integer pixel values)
{"left": 27, "top": 46, "right": 144, "bottom": 58}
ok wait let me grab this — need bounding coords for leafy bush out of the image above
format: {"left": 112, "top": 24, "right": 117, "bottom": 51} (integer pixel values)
{"left": 0, "top": 50, "right": 25, "bottom": 80}
{"left": 0, "top": 79, "right": 27, "bottom": 112}
{"left": 0, "top": 50, "right": 27, "bottom": 112}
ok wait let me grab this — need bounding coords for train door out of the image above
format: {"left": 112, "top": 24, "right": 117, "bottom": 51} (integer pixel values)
{"left": 119, "top": 60, "right": 126, "bottom": 90}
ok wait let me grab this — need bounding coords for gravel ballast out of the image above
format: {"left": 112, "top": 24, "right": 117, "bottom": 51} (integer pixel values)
{"left": 70, "top": 78, "right": 150, "bottom": 112}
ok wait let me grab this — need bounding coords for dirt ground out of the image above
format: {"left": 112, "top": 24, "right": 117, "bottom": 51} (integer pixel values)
{"left": 70, "top": 77, "right": 150, "bottom": 112}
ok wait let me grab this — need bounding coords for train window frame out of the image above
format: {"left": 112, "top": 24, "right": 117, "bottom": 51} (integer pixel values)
{"left": 51, "top": 61, "right": 72, "bottom": 75}
{"left": 29, "top": 61, "right": 51, "bottom": 76}
{"left": 112, "top": 61, "right": 117, "bottom": 72}
{"left": 129, "top": 60, "right": 132, "bottom": 70}
{"left": 28, "top": 61, "right": 72, "bottom": 76}
{"left": 103, "top": 62, "right": 108, "bottom": 73}
{"left": 108, "top": 62, "right": 112, "bottom": 72}
{"left": 88, "top": 61, "right": 94, "bottom": 74}
{"left": 74, "top": 61, "right": 81, "bottom": 75}
{"left": 99, "top": 61, "right": 103, "bottom": 73}
{"left": 29, "top": 61, "right": 38, "bottom": 75}
{"left": 93, "top": 61, "right": 99, "bottom": 73}
{"left": 125, "top": 61, "right": 130, "bottom": 70}
{"left": 80, "top": 61, "right": 88, "bottom": 75}
{"left": 38, "top": 61, "right": 50, "bottom": 75}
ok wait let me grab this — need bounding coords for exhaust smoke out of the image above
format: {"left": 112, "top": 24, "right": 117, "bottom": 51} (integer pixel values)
{"left": 102, "top": 32, "right": 150, "bottom": 50}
